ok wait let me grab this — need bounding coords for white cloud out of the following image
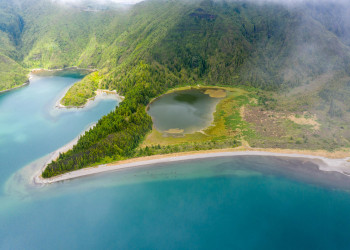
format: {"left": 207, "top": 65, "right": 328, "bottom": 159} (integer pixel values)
{"left": 52, "top": 0, "right": 143, "bottom": 5}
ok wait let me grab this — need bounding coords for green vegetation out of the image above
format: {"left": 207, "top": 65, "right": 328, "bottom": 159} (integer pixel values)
{"left": 143, "top": 86, "right": 251, "bottom": 145}
{"left": 139, "top": 86, "right": 252, "bottom": 156}
{"left": 2, "top": 0, "right": 350, "bottom": 93}
{"left": 0, "top": 54, "right": 28, "bottom": 91}
{"left": 142, "top": 84, "right": 350, "bottom": 156}
{"left": 2, "top": 0, "right": 350, "bottom": 177}
{"left": 61, "top": 71, "right": 103, "bottom": 107}
{"left": 42, "top": 62, "right": 180, "bottom": 177}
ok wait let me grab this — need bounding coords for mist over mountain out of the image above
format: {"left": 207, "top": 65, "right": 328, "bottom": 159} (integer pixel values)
{"left": 2, "top": 0, "right": 350, "bottom": 104}
{"left": 1, "top": 0, "right": 350, "bottom": 88}
{"left": 3, "top": 0, "right": 350, "bottom": 172}
{"left": 51, "top": 0, "right": 142, "bottom": 4}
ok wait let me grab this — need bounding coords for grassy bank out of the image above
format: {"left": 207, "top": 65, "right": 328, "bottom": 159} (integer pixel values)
{"left": 43, "top": 81, "right": 350, "bottom": 178}
{"left": 140, "top": 85, "right": 350, "bottom": 158}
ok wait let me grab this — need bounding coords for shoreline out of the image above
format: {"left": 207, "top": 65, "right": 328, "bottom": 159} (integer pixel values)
{"left": 146, "top": 86, "right": 222, "bottom": 136}
{"left": 32, "top": 123, "right": 97, "bottom": 185}
{"left": 34, "top": 147, "right": 350, "bottom": 185}
{"left": 0, "top": 67, "right": 96, "bottom": 94}
{"left": 146, "top": 85, "right": 225, "bottom": 111}
{"left": 56, "top": 89, "right": 124, "bottom": 109}
{"left": 30, "top": 66, "right": 96, "bottom": 75}
{"left": 0, "top": 80, "right": 30, "bottom": 94}
{"left": 29, "top": 67, "right": 123, "bottom": 110}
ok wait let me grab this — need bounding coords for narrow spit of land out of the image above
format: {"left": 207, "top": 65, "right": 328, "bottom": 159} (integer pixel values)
{"left": 34, "top": 146, "right": 350, "bottom": 185}
{"left": 34, "top": 85, "right": 350, "bottom": 185}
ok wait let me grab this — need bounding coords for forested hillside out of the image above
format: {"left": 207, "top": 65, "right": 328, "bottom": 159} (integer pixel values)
{"left": 2, "top": 0, "right": 350, "bottom": 176}
{"left": 150, "top": 2, "right": 350, "bottom": 89}
{"left": 2, "top": 0, "right": 350, "bottom": 92}
{"left": 0, "top": 0, "right": 128, "bottom": 91}
{"left": 0, "top": 0, "right": 27, "bottom": 90}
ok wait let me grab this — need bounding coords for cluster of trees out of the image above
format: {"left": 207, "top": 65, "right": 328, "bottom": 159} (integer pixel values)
{"left": 135, "top": 139, "right": 239, "bottom": 158}
{"left": 3, "top": 0, "right": 350, "bottom": 92}
{"left": 61, "top": 71, "right": 103, "bottom": 107}
{"left": 42, "top": 62, "right": 182, "bottom": 178}
{"left": 4, "top": 0, "right": 350, "bottom": 176}
{"left": 0, "top": 54, "right": 28, "bottom": 91}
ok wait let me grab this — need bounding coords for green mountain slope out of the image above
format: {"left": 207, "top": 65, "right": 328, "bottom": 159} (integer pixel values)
{"left": 2, "top": 0, "right": 350, "bottom": 92}
{"left": 0, "top": 0, "right": 27, "bottom": 90}
{"left": 13, "top": 0, "right": 123, "bottom": 68}
{"left": 0, "top": 53, "right": 28, "bottom": 91}
{"left": 0, "top": 0, "right": 128, "bottom": 89}
{"left": 147, "top": 1, "right": 350, "bottom": 89}
{"left": 2, "top": 0, "right": 350, "bottom": 176}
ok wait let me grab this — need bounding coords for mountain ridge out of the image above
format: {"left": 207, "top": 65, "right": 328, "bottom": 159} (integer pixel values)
{"left": 2, "top": 0, "right": 350, "bottom": 91}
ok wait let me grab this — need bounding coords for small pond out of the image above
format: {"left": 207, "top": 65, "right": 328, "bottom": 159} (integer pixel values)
{"left": 147, "top": 88, "right": 225, "bottom": 134}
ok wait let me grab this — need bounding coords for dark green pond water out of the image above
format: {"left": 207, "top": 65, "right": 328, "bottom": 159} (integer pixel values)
{"left": 147, "top": 89, "right": 221, "bottom": 134}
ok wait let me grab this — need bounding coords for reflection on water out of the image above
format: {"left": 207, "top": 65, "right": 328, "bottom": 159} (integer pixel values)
{"left": 147, "top": 89, "right": 222, "bottom": 134}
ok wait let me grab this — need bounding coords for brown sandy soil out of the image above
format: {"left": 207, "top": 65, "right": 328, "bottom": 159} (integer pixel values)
{"left": 163, "top": 128, "right": 185, "bottom": 134}
{"left": 35, "top": 146, "right": 350, "bottom": 185}
{"left": 204, "top": 89, "right": 227, "bottom": 98}
{"left": 243, "top": 106, "right": 287, "bottom": 137}
{"left": 288, "top": 113, "right": 320, "bottom": 130}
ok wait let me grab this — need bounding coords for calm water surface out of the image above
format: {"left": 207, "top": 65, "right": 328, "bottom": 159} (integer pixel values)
{"left": 0, "top": 71, "right": 119, "bottom": 188}
{"left": 1, "top": 76, "right": 350, "bottom": 249}
{"left": 147, "top": 89, "right": 221, "bottom": 133}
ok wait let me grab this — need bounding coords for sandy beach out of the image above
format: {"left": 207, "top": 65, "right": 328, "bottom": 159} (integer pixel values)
{"left": 32, "top": 123, "right": 96, "bottom": 185}
{"left": 34, "top": 146, "right": 350, "bottom": 185}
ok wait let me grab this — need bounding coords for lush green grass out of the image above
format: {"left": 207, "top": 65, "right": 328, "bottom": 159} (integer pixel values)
{"left": 142, "top": 86, "right": 254, "bottom": 151}
{"left": 61, "top": 71, "right": 103, "bottom": 107}
{"left": 142, "top": 83, "right": 350, "bottom": 156}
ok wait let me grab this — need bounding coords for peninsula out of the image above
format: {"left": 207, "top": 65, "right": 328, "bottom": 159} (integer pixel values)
{"left": 1, "top": 0, "right": 350, "bottom": 181}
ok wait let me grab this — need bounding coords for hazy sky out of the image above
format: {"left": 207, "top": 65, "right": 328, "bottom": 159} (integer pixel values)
{"left": 53, "top": 0, "right": 350, "bottom": 5}
{"left": 53, "top": 0, "right": 144, "bottom": 4}
{"left": 50, "top": 0, "right": 350, "bottom": 8}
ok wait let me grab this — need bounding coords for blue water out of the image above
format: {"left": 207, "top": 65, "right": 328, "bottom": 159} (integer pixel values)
{"left": 1, "top": 74, "right": 350, "bottom": 249}
{"left": 0, "top": 73, "right": 119, "bottom": 190}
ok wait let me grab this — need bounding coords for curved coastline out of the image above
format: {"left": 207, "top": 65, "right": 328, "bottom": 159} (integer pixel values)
{"left": 29, "top": 67, "right": 124, "bottom": 110}
{"left": 0, "top": 80, "right": 30, "bottom": 94}
{"left": 30, "top": 123, "right": 97, "bottom": 185}
{"left": 0, "top": 67, "right": 95, "bottom": 94}
{"left": 56, "top": 89, "right": 124, "bottom": 109}
{"left": 31, "top": 66, "right": 96, "bottom": 75}
{"left": 15, "top": 81, "right": 348, "bottom": 185}
{"left": 34, "top": 147, "right": 350, "bottom": 185}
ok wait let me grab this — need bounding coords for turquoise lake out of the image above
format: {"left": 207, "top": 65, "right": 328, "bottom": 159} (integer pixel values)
{"left": 1, "top": 73, "right": 350, "bottom": 249}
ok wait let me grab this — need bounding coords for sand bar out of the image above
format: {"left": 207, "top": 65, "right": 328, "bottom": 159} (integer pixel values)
{"left": 34, "top": 147, "right": 350, "bottom": 185}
